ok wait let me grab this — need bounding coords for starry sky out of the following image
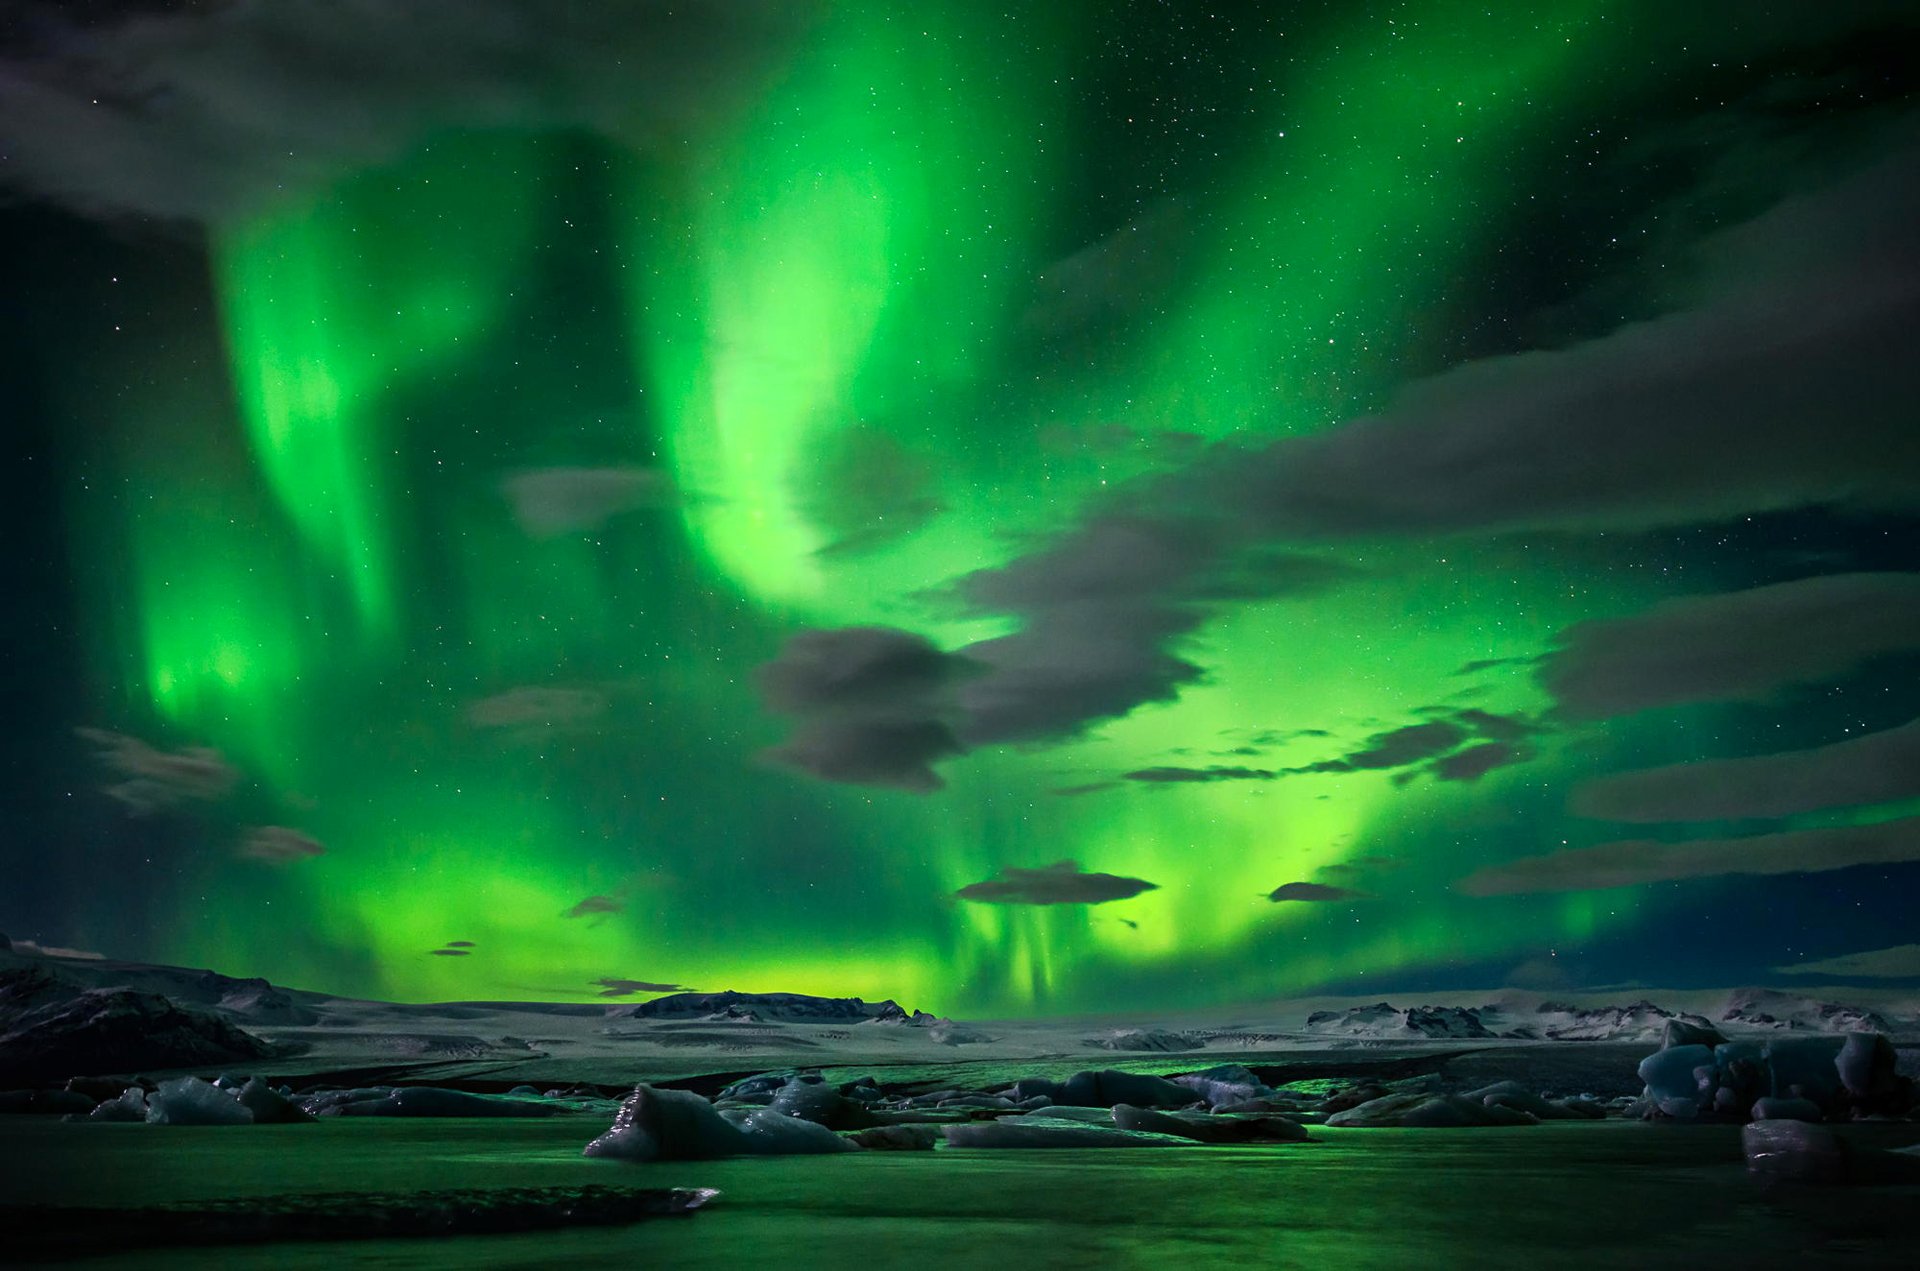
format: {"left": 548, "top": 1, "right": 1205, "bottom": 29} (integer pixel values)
{"left": 2, "top": 0, "right": 1917, "bottom": 1014}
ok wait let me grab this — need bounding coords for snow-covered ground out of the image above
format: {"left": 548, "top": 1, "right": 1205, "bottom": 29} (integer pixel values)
{"left": 6, "top": 943, "right": 1916, "bottom": 1086}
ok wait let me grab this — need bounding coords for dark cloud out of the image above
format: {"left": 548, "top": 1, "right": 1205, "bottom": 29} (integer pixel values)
{"left": 467, "top": 686, "right": 610, "bottom": 734}
{"left": 753, "top": 117, "right": 1920, "bottom": 791}
{"left": 7, "top": 940, "right": 106, "bottom": 960}
{"left": 430, "top": 948, "right": 471, "bottom": 957}
{"left": 1773, "top": 944, "right": 1920, "bottom": 979}
{"left": 501, "top": 467, "right": 679, "bottom": 540}
{"left": 77, "top": 726, "right": 239, "bottom": 813}
{"left": 237, "top": 826, "right": 325, "bottom": 864}
{"left": 954, "top": 860, "right": 1158, "bottom": 906}
{"left": 1451, "top": 709, "right": 1538, "bottom": 743}
{"left": 1020, "top": 199, "right": 1196, "bottom": 337}
{"left": 1217, "top": 142, "right": 1920, "bottom": 541}
{"left": 1048, "top": 782, "right": 1120, "bottom": 798}
{"left": 1454, "top": 657, "right": 1533, "bottom": 677}
{"left": 1504, "top": 956, "right": 1578, "bottom": 992}
{"left": 1538, "top": 573, "right": 1920, "bottom": 719}
{"left": 1572, "top": 717, "right": 1920, "bottom": 823}
{"left": 0, "top": 0, "right": 815, "bottom": 222}
{"left": 1430, "top": 741, "right": 1530, "bottom": 783}
{"left": 564, "top": 894, "right": 622, "bottom": 919}
{"left": 1128, "top": 711, "right": 1537, "bottom": 786}
{"left": 756, "top": 626, "right": 973, "bottom": 793}
{"left": 948, "top": 517, "right": 1229, "bottom": 748}
{"left": 1455, "top": 815, "right": 1920, "bottom": 896}
{"left": 803, "top": 426, "right": 945, "bottom": 557}
{"left": 1294, "top": 721, "right": 1469, "bottom": 774}
{"left": 593, "top": 977, "right": 691, "bottom": 998}
{"left": 445, "top": 941, "right": 476, "bottom": 948}
{"left": 1267, "top": 881, "right": 1368, "bottom": 903}
{"left": 1317, "top": 854, "right": 1401, "bottom": 879}
{"left": 1124, "top": 765, "right": 1275, "bottom": 784}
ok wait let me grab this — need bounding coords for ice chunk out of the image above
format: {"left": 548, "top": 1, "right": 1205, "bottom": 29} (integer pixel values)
{"left": 1113, "top": 1104, "right": 1309, "bottom": 1143}
{"left": 0, "top": 1088, "right": 95, "bottom": 1115}
{"left": 847, "top": 1124, "right": 942, "bottom": 1151}
{"left": 723, "top": 1108, "right": 860, "bottom": 1154}
{"left": 1013, "top": 1106, "right": 1116, "bottom": 1124}
{"left": 1055, "top": 1069, "right": 1195, "bottom": 1109}
{"left": 1172, "top": 1065, "right": 1274, "bottom": 1108}
{"left": 1327, "top": 1091, "right": 1534, "bottom": 1128}
{"left": 87, "top": 1086, "right": 149, "bottom": 1122}
{"left": 584, "top": 1085, "right": 751, "bottom": 1162}
{"left": 1743, "top": 1118, "right": 1848, "bottom": 1182}
{"left": 767, "top": 1078, "right": 877, "bottom": 1129}
{"left": 942, "top": 1121, "right": 1184, "bottom": 1149}
{"left": 1638, "top": 1043, "right": 1713, "bottom": 1107}
{"left": 1750, "top": 1096, "right": 1824, "bottom": 1122}
{"left": 146, "top": 1076, "right": 253, "bottom": 1125}
{"left": 1661, "top": 1018, "right": 1728, "bottom": 1050}
{"left": 1835, "top": 1032, "right": 1897, "bottom": 1099}
{"left": 235, "top": 1077, "right": 314, "bottom": 1124}
{"left": 1463, "top": 1081, "right": 1581, "bottom": 1121}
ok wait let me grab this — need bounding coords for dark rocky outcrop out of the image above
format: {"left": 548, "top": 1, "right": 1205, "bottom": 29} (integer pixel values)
{"left": 621, "top": 991, "right": 920, "bottom": 1024}
{"left": 0, "top": 986, "right": 275, "bottom": 1084}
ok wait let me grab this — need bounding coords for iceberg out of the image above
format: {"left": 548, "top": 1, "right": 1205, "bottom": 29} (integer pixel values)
{"left": 146, "top": 1076, "right": 253, "bottom": 1125}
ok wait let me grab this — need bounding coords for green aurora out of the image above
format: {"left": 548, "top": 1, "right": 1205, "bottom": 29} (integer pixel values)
{"left": 17, "top": 0, "right": 1920, "bottom": 1013}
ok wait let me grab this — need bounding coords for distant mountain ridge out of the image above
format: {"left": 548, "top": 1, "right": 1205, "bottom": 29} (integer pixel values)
{"left": 621, "top": 990, "right": 935, "bottom": 1025}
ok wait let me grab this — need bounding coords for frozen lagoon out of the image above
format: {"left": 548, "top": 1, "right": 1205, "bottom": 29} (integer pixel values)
{"left": 6, "top": 1116, "right": 1920, "bottom": 1269}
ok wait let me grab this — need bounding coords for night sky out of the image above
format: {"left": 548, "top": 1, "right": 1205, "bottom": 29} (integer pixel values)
{"left": 3, "top": 0, "right": 1917, "bottom": 1015}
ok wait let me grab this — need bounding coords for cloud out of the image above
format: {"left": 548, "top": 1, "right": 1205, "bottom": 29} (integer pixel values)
{"left": 954, "top": 860, "right": 1158, "bottom": 906}
{"left": 501, "top": 468, "right": 680, "bottom": 539}
{"left": 1298, "top": 720, "right": 1469, "bottom": 773}
{"left": 802, "top": 426, "right": 945, "bottom": 557}
{"left": 445, "top": 940, "right": 476, "bottom": 948}
{"left": 1049, "top": 782, "right": 1120, "bottom": 797}
{"left": 1124, "top": 765, "right": 1275, "bottom": 784}
{"left": 1454, "top": 657, "right": 1533, "bottom": 677}
{"left": 1267, "top": 882, "right": 1369, "bottom": 903}
{"left": 0, "top": 0, "right": 815, "bottom": 223}
{"left": 1020, "top": 199, "right": 1196, "bottom": 337}
{"left": 1773, "top": 944, "right": 1920, "bottom": 979}
{"left": 1214, "top": 142, "right": 1920, "bottom": 542}
{"left": 564, "top": 895, "right": 623, "bottom": 919}
{"left": 1573, "top": 717, "right": 1920, "bottom": 823}
{"left": 756, "top": 626, "right": 973, "bottom": 792}
{"left": 1124, "top": 710, "right": 1538, "bottom": 786}
{"left": 7, "top": 940, "right": 107, "bottom": 960}
{"left": 429, "top": 948, "right": 471, "bottom": 957}
{"left": 77, "top": 727, "right": 240, "bottom": 814}
{"left": 750, "top": 144, "right": 1920, "bottom": 789}
{"left": 237, "top": 826, "right": 326, "bottom": 864}
{"left": 467, "top": 686, "right": 610, "bottom": 734}
{"left": 1455, "top": 815, "right": 1920, "bottom": 896}
{"left": 1430, "top": 741, "right": 1530, "bottom": 783}
{"left": 1317, "top": 854, "right": 1401, "bottom": 879}
{"left": 1504, "top": 955, "right": 1577, "bottom": 992}
{"left": 593, "top": 977, "right": 692, "bottom": 998}
{"left": 951, "top": 519, "right": 1351, "bottom": 749}
{"left": 1538, "top": 573, "right": 1920, "bottom": 719}
{"left": 1451, "top": 709, "right": 1538, "bottom": 743}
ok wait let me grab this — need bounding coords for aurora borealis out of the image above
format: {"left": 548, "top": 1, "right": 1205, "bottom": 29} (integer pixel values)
{"left": 4, "top": 0, "right": 1918, "bottom": 1014}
